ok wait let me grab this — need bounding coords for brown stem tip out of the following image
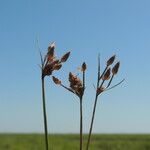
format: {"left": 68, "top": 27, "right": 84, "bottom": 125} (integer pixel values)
{"left": 82, "top": 62, "right": 87, "bottom": 71}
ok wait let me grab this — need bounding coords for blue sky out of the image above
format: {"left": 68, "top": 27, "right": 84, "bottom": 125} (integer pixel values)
{"left": 0, "top": 0, "right": 150, "bottom": 133}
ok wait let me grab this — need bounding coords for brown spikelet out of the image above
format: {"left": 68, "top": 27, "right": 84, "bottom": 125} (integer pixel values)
{"left": 47, "top": 42, "right": 55, "bottom": 57}
{"left": 69, "top": 72, "right": 75, "bottom": 82}
{"left": 61, "top": 52, "right": 70, "bottom": 62}
{"left": 97, "top": 87, "right": 105, "bottom": 95}
{"left": 52, "top": 76, "right": 61, "bottom": 85}
{"left": 42, "top": 64, "right": 53, "bottom": 77}
{"left": 102, "top": 68, "right": 111, "bottom": 80}
{"left": 69, "top": 72, "right": 73, "bottom": 80}
{"left": 112, "top": 62, "right": 120, "bottom": 75}
{"left": 53, "top": 63, "right": 62, "bottom": 70}
{"left": 82, "top": 62, "right": 87, "bottom": 71}
{"left": 47, "top": 55, "right": 55, "bottom": 62}
{"left": 107, "top": 55, "right": 115, "bottom": 66}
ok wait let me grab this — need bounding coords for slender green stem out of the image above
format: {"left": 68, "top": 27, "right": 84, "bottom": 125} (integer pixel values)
{"left": 80, "top": 98, "right": 83, "bottom": 150}
{"left": 41, "top": 77, "right": 49, "bottom": 150}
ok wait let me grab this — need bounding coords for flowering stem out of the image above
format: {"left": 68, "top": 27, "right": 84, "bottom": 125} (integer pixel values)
{"left": 41, "top": 76, "right": 49, "bottom": 150}
{"left": 80, "top": 97, "right": 83, "bottom": 150}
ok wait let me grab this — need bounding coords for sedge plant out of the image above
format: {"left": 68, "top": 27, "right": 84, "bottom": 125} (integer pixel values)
{"left": 86, "top": 54, "right": 124, "bottom": 150}
{"left": 52, "top": 62, "right": 87, "bottom": 150}
{"left": 40, "top": 42, "right": 70, "bottom": 150}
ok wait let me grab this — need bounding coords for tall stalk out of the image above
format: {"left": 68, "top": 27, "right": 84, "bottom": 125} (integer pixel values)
{"left": 39, "top": 42, "right": 70, "bottom": 150}
{"left": 52, "top": 62, "right": 86, "bottom": 150}
{"left": 41, "top": 76, "right": 49, "bottom": 150}
{"left": 79, "top": 97, "right": 83, "bottom": 150}
{"left": 86, "top": 54, "right": 123, "bottom": 150}
{"left": 80, "top": 65, "right": 85, "bottom": 150}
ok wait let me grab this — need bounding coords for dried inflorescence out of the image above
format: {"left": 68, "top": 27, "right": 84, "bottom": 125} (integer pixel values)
{"left": 51, "top": 53, "right": 123, "bottom": 150}
{"left": 86, "top": 54, "right": 124, "bottom": 150}
{"left": 52, "top": 62, "right": 87, "bottom": 150}
{"left": 96, "top": 55, "right": 121, "bottom": 95}
{"left": 69, "top": 72, "right": 84, "bottom": 98}
{"left": 41, "top": 42, "right": 70, "bottom": 78}
{"left": 40, "top": 42, "right": 70, "bottom": 150}
{"left": 52, "top": 62, "right": 87, "bottom": 99}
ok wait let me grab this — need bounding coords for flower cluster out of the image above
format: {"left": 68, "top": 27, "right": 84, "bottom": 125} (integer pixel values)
{"left": 97, "top": 55, "right": 120, "bottom": 95}
{"left": 69, "top": 72, "right": 84, "bottom": 98}
{"left": 52, "top": 62, "right": 87, "bottom": 99}
{"left": 41, "top": 42, "right": 70, "bottom": 78}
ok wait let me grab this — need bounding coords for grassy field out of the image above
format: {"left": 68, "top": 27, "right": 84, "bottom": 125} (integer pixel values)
{"left": 0, "top": 134, "right": 150, "bottom": 150}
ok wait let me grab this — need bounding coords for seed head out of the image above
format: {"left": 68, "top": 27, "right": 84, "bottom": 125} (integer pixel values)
{"left": 107, "top": 55, "right": 115, "bottom": 66}
{"left": 41, "top": 42, "right": 70, "bottom": 78}
{"left": 112, "top": 62, "right": 120, "bottom": 75}
{"left": 68, "top": 72, "right": 83, "bottom": 98}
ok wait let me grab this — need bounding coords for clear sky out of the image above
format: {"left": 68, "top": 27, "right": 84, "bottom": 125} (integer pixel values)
{"left": 0, "top": 0, "right": 150, "bottom": 134}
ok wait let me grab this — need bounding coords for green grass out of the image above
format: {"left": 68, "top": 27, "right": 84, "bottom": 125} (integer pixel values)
{"left": 0, "top": 134, "right": 150, "bottom": 150}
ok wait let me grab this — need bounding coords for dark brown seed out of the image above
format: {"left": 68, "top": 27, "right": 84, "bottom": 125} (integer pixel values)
{"left": 61, "top": 52, "right": 70, "bottom": 62}
{"left": 107, "top": 55, "right": 115, "bottom": 66}
{"left": 52, "top": 76, "right": 61, "bottom": 85}
{"left": 102, "top": 68, "right": 111, "bottom": 80}
{"left": 112, "top": 62, "right": 120, "bottom": 75}
{"left": 82, "top": 62, "right": 87, "bottom": 71}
